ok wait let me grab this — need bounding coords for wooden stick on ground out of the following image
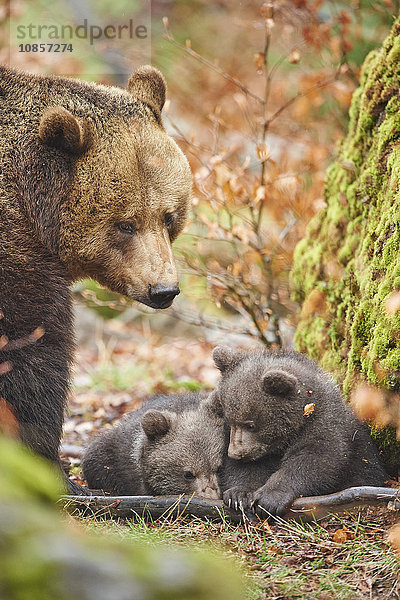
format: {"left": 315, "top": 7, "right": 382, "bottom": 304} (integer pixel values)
{"left": 283, "top": 486, "right": 400, "bottom": 521}
{"left": 61, "top": 486, "right": 400, "bottom": 523}
{"left": 61, "top": 494, "right": 251, "bottom": 524}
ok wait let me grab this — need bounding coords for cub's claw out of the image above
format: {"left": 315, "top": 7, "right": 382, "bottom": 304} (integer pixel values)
{"left": 223, "top": 487, "right": 253, "bottom": 511}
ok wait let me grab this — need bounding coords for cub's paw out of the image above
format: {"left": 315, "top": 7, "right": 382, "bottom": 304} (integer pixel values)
{"left": 223, "top": 487, "right": 253, "bottom": 511}
{"left": 249, "top": 487, "right": 294, "bottom": 517}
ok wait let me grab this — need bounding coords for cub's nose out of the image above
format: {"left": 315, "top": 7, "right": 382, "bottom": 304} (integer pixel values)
{"left": 148, "top": 283, "right": 180, "bottom": 308}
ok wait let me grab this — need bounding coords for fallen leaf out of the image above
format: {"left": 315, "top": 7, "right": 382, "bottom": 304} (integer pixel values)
{"left": 332, "top": 528, "right": 348, "bottom": 544}
{"left": 332, "top": 526, "right": 354, "bottom": 543}
{"left": 303, "top": 403, "right": 315, "bottom": 416}
{"left": 388, "top": 523, "right": 400, "bottom": 557}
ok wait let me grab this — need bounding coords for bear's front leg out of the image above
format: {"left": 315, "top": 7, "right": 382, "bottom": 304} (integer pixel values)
{"left": 248, "top": 482, "right": 295, "bottom": 517}
{"left": 0, "top": 256, "right": 82, "bottom": 493}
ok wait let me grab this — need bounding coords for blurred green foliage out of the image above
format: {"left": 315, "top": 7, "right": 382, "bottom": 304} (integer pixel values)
{"left": 0, "top": 435, "right": 245, "bottom": 600}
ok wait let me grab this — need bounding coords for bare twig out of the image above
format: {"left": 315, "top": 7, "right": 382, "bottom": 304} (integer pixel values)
{"left": 267, "top": 74, "right": 339, "bottom": 125}
{"left": 162, "top": 19, "right": 264, "bottom": 104}
{"left": 258, "top": 1, "right": 274, "bottom": 197}
{"left": 167, "top": 307, "right": 255, "bottom": 337}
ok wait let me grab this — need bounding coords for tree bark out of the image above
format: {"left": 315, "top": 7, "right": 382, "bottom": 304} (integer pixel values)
{"left": 291, "top": 18, "right": 400, "bottom": 473}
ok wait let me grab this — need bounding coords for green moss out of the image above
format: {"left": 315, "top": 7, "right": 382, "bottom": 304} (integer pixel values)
{"left": 371, "top": 426, "right": 400, "bottom": 475}
{"left": 291, "top": 19, "right": 400, "bottom": 472}
{"left": 387, "top": 35, "right": 400, "bottom": 62}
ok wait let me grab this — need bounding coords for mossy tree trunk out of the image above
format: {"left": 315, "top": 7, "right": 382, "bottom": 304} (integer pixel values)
{"left": 291, "top": 18, "right": 400, "bottom": 472}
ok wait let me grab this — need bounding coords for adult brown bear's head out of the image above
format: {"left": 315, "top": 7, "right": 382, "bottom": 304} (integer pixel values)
{"left": 37, "top": 66, "right": 192, "bottom": 309}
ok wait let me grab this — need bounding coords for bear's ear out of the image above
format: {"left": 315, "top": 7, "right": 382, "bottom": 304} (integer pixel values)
{"left": 39, "top": 107, "right": 93, "bottom": 155}
{"left": 201, "top": 391, "right": 224, "bottom": 418}
{"left": 141, "top": 410, "right": 175, "bottom": 439}
{"left": 262, "top": 370, "right": 298, "bottom": 396}
{"left": 127, "top": 65, "right": 166, "bottom": 117}
{"left": 212, "top": 346, "right": 246, "bottom": 374}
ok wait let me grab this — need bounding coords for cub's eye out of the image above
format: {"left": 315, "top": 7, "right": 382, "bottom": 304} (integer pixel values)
{"left": 183, "top": 471, "right": 195, "bottom": 480}
{"left": 116, "top": 222, "right": 136, "bottom": 235}
{"left": 164, "top": 213, "right": 175, "bottom": 229}
{"left": 243, "top": 421, "right": 255, "bottom": 431}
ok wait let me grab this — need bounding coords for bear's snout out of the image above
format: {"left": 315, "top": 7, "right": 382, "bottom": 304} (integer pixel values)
{"left": 148, "top": 283, "right": 180, "bottom": 308}
{"left": 228, "top": 425, "right": 260, "bottom": 460}
{"left": 195, "top": 474, "right": 221, "bottom": 499}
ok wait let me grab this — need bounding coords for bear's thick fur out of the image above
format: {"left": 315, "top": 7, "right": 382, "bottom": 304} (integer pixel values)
{"left": 0, "top": 66, "right": 191, "bottom": 488}
{"left": 207, "top": 347, "right": 386, "bottom": 516}
{"left": 82, "top": 393, "right": 224, "bottom": 498}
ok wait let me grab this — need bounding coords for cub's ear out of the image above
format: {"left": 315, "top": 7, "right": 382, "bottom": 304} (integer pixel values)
{"left": 39, "top": 107, "right": 93, "bottom": 155}
{"left": 212, "top": 346, "right": 246, "bottom": 374}
{"left": 200, "top": 391, "right": 224, "bottom": 419}
{"left": 127, "top": 65, "right": 166, "bottom": 117}
{"left": 141, "top": 410, "right": 175, "bottom": 439}
{"left": 262, "top": 370, "right": 298, "bottom": 396}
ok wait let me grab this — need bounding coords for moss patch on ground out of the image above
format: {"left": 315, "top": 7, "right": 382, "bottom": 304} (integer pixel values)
{"left": 291, "top": 19, "right": 400, "bottom": 472}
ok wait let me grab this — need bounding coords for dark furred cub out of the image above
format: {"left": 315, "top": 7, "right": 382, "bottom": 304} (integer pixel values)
{"left": 207, "top": 346, "right": 386, "bottom": 517}
{"left": 82, "top": 393, "right": 225, "bottom": 498}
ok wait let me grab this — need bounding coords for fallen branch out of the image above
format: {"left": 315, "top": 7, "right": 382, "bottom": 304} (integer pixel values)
{"left": 282, "top": 486, "right": 400, "bottom": 521}
{"left": 61, "top": 486, "right": 400, "bottom": 524}
{"left": 60, "top": 494, "right": 250, "bottom": 524}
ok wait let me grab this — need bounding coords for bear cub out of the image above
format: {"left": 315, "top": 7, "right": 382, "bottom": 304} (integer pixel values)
{"left": 208, "top": 346, "right": 386, "bottom": 516}
{"left": 82, "top": 393, "right": 224, "bottom": 498}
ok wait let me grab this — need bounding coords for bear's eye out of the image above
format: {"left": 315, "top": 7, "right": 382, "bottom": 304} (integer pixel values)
{"left": 164, "top": 213, "right": 175, "bottom": 229}
{"left": 183, "top": 470, "right": 195, "bottom": 480}
{"left": 116, "top": 222, "right": 136, "bottom": 235}
{"left": 243, "top": 421, "right": 256, "bottom": 431}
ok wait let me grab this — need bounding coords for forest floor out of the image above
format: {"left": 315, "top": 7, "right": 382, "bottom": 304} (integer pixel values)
{"left": 62, "top": 304, "right": 400, "bottom": 600}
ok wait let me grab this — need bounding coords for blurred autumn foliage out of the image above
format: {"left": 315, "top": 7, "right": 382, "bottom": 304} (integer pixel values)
{"left": 154, "top": 0, "right": 397, "bottom": 347}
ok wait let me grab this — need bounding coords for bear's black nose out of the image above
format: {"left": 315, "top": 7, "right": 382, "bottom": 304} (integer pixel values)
{"left": 148, "top": 283, "right": 180, "bottom": 308}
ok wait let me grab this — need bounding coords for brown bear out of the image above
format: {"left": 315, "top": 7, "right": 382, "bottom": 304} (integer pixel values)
{"left": 0, "top": 66, "right": 192, "bottom": 491}
{"left": 206, "top": 346, "right": 386, "bottom": 516}
{"left": 82, "top": 393, "right": 224, "bottom": 498}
